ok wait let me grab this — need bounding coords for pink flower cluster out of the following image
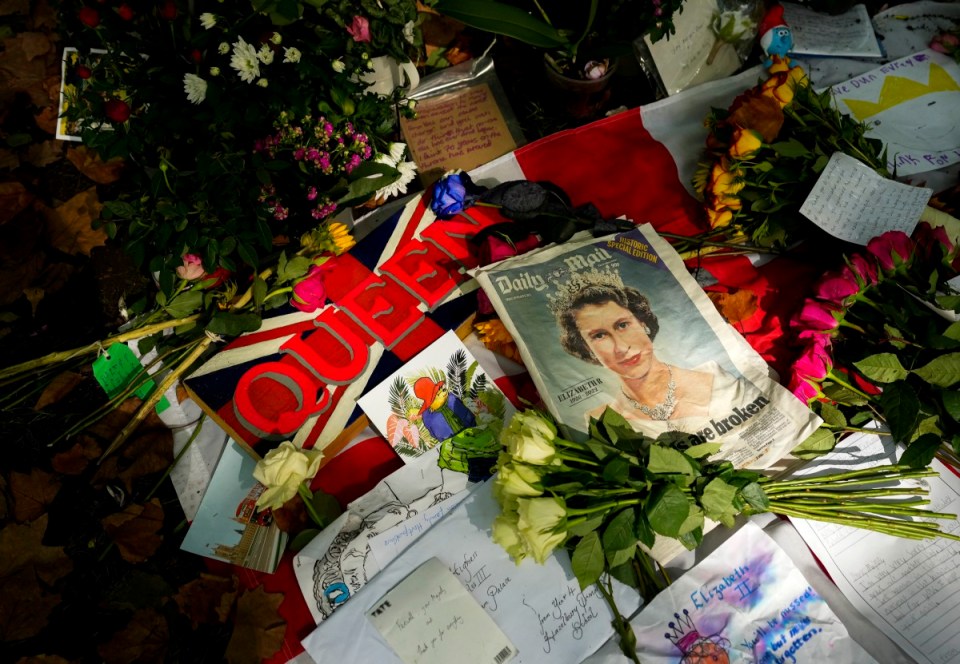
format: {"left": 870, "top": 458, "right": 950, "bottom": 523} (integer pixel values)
{"left": 787, "top": 225, "right": 954, "bottom": 403}
{"left": 254, "top": 113, "right": 374, "bottom": 223}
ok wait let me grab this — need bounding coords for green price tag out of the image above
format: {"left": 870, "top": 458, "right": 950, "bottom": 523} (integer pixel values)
{"left": 91, "top": 343, "right": 170, "bottom": 414}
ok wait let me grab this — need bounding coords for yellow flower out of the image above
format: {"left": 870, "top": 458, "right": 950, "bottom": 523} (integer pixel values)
{"left": 492, "top": 512, "right": 529, "bottom": 564}
{"left": 761, "top": 71, "right": 796, "bottom": 107}
{"left": 517, "top": 497, "right": 567, "bottom": 564}
{"left": 502, "top": 411, "right": 557, "bottom": 465}
{"left": 729, "top": 127, "right": 763, "bottom": 160}
{"left": 328, "top": 222, "right": 356, "bottom": 254}
{"left": 474, "top": 319, "right": 522, "bottom": 363}
{"left": 707, "top": 206, "right": 734, "bottom": 228}
{"left": 252, "top": 441, "right": 324, "bottom": 510}
{"left": 495, "top": 462, "right": 544, "bottom": 498}
{"left": 787, "top": 65, "right": 809, "bottom": 89}
{"left": 768, "top": 59, "right": 790, "bottom": 74}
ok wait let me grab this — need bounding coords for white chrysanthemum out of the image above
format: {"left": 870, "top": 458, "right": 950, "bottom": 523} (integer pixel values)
{"left": 257, "top": 44, "right": 274, "bottom": 65}
{"left": 270, "top": 32, "right": 282, "bottom": 45}
{"left": 230, "top": 37, "right": 260, "bottom": 84}
{"left": 218, "top": 42, "right": 230, "bottom": 55}
{"left": 199, "top": 12, "right": 216, "bottom": 29}
{"left": 209, "top": 66, "right": 220, "bottom": 76}
{"left": 257, "top": 78, "right": 269, "bottom": 88}
{"left": 386, "top": 142, "right": 407, "bottom": 164}
{"left": 374, "top": 154, "right": 418, "bottom": 201}
{"left": 283, "top": 47, "right": 301, "bottom": 64}
{"left": 403, "top": 20, "right": 416, "bottom": 45}
{"left": 331, "top": 58, "right": 345, "bottom": 73}
{"left": 183, "top": 73, "right": 207, "bottom": 104}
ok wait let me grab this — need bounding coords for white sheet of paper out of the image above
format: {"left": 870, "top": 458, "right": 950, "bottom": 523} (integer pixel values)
{"left": 789, "top": 431, "right": 960, "bottom": 664}
{"left": 368, "top": 492, "right": 470, "bottom": 570}
{"left": 301, "top": 481, "right": 640, "bottom": 664}
{"left": 782, "top": 3, "right": 881, "bottom": 58}
{"left": 367, "top": 557, "right": 517, "bottom": 664}
{"left": 799, "top": 152, "right": 931, "bottom": 244}
{"left": 830, "top": 50, "right": 960, "bottom": 176}
{"left": 583, "top": 522, "right": 875, "bottom": 663}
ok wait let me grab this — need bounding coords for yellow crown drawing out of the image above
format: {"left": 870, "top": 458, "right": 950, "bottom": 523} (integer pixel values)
{"left": 843, "top": 63, "right": 960, "bottom": 121}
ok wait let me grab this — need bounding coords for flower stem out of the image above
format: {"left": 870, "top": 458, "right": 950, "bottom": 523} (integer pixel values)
{"left": 298, "top": 483, "right": 327, "bottom": 528}
{"left": 567, "top": 498, "right": 642, "bottom": 517}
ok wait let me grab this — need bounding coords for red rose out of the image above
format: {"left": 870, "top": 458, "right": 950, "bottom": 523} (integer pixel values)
{"left": 76, "top": 65, "right": 92, "bottom": 80}
{"left": 117, "top": 3, "right": 134, "bottom": 20}
{"left": 158, "top": 0, "right": 177, "bottom": 20}
{"left": 190, "top": 48, "right": 202, "bottom": 64}
{"left": 78, "top": 6, "right": 100, "bottom": 27}
{"left": 104, "top": 99, "right": 131, "bottom": 123}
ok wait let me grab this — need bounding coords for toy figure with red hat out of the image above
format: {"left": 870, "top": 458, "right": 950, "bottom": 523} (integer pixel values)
{"left": 759, "top": 3, "right": 793, "bottom": 69}
{"left": 413, "top": 375, "right": 476, "bottom": 443}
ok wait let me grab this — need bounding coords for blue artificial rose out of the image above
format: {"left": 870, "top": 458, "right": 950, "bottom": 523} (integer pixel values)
{"left": 430, "top": 172, "right": 484, "bottom": 219}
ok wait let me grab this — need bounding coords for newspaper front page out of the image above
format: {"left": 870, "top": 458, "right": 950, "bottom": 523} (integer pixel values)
{"left": 473, "top": 225, "right": 820, "bottom": 472}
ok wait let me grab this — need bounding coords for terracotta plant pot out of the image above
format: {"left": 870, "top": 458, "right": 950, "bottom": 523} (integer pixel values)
{"left": 542, "top": 54, "right": 619, "bottom": 120}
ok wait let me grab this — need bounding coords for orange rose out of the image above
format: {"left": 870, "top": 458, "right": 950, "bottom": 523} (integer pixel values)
{"left": 768, "top": 59, "right": 790, "bottom": 74}
{"left": 762, "top": 71, "right": 796, "bottom": 107}
{"left": 728, "top": 91, "right": 784, "bottom": 142}
{"left": 710, "top": 160, "right": 745, "bottom": 197}
{"left": 729, "top": 127, "right": 763, "bottom": 160}
{"left": 787, "top": 65, "right": 809, "bottom": 89}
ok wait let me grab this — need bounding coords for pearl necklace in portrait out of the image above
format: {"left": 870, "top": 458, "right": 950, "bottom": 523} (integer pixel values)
{"left": 621, "top": 365, "right": 677, "bottom": 420}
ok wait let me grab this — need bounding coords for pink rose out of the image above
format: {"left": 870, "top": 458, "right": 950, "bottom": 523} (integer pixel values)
{"left": 813, "top": 267, "right": 859, "bottom": 305}
{"left": 792, "top": 335, "right": 832, "bottom": 382}
{"left": 867, "top": 231, "right": 914, "bottom": 272}
{"left": 791, "top": 299, "right": 842, "bottom": 332}
{"left": 847, "top": 253, "right": 878, "bottom": 287}
{"left": 914, "top": 221, "right": 954, "bottom": 262}
{"left": 931, "top": 33, "right": 960, "bottom": 54}
{"left": 291, "top": 265, "right": 327, "bottom": 312}
{"left": 176, "top": 253, "right": 206, "bottom": 280}
{"left": 346, "top": 15, "right": 371, "bottom": 43}
{"left": 788, "top": 371, "right": 820, "bottom": 404}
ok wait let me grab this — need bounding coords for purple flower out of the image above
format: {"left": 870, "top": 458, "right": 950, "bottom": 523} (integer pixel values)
{"left": 430, "top": 172, "right": 486, "bottom": 219}
{"left": 306, "top": 186, "right": 318, "bottom": 201}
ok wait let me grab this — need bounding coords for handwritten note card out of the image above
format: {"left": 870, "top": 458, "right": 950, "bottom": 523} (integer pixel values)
{"left": 790, "top": 432, "right": 960, "bottom": 664}
{"left": 782, "top": 3, "right": 881, "bottom": 58}
{"left": 799, "top": 152, "right": 931, "bottom": 245}
{"left": 368, "top": 492, "right": 469, "bottom": 570}
{"left": 368, "top": 558, "right": 517, "bottom": 664}
{"left": 400, "top": 83, "right": 517, "bottom": 183}
{"left": 583, "top": 522, "right": 874, "bottom": 663}
{"left": 301, "top": 481, "right": 638, "bottom": 663}
{"left": 830, "top": 50, "right": 960, "bottom": 176}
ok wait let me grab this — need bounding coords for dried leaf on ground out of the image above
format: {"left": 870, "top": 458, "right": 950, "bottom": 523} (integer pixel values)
{"left": 0, "top": 33, "right": 59, "bottom": 105}
{"left": 67, "top": 146, "right": 124, "bottom": 184}
{"left": 0, "top": 181, "right": 34, "bottom": 225}
{"left": 224, "top": 586, "right": 286, "bottom": 664}
{"left": 15, "top": 655, "right": 72, "bottom": 664}
{"left": 101, "top": 498, "right": 164, "bottom": 564}
{"left": 174, "top": 573, "right": 239, "bottom": 628}
{"left": 97, "top": 608, "right": 168, "bottom": 664}
{"left": 25, "top": 139, "right": 62, "bottom": 167}
{"left": 17, "top": 32, "right": 52, "bottom": 61}
{"left": 35, "top": 261, "right": 76, "bottom": 298}
{"left": 103, "top": 570, "right": 173, "bottom": 611}
{"left": 708, "top": 289, "right": 759, "bottom": 324}
{"left": 0, "top": 0, "right": 30, "bottom": 16}
{"left": 0, "top": 148, "right": 18, "bottom": 169}
{"left": 52, "top": 434, "right": 102, "bottom": 475}
{"left": 24, "top": 286, "right": 43, "bottom": 316}
{"left": 86, "top": 396, "right": 140, "bottom": 441}
{"left": 0, "top": 515, "right": 73, "bottom": 640}
{"left": 0, "top": 250, "right": 43, "bottom": 307}
{"left": 10, "top": 468, "right": 61, "bottom": 522}
{"left": 39, "top": 187, "right": 106, "bottom": 256}
{"left": 117, "top": 423, "right": 173, "bottom": 494}
{"left": 34, "top": 104, "right": 57, "bottom": 134}
{"left": 0, "top": 474, "right": 7, "bottom": 521}
{"left": 34, "top": 370, "right": 85, "bottom": 410}
{"left": 28, "top": 0, "right": 57, "bottom": 30}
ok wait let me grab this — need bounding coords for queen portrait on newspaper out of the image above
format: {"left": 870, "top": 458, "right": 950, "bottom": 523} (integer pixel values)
{"left": 550, "top": 271, "right": 746, "bottom": 434}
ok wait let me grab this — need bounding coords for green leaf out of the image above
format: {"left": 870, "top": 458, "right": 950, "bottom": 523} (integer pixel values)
{"left": 602, "top": 508, "right": 636, "bottom": 553}
{"left": 936, "top": 295, "right": 960, "bottom": 312}
{"left": 770, "top": 138, "right": 810, "bottom": 158}
{"left": 944, "top": 322, "right": 960, "bottom": 342}
{"left": 943, "top": 391, "right": 960, "bottom": 422}
{"left": 571, "top": 531, "right": 604, "bottom": 591}
{"left": 568, "top": 514, "right": 604, "bottom": 537}
{"left": 310, "top": 489, "right": 342, "bottom": 527}
{"left": 913, "top": 353, "right": 960, "bottom": 387}
{"left": 206, "top": 312, "right": 262, "bottom": 337}
{"left": 899, "top": 433, "right": 942, "bottom": 469}
{"left": 911, "top": 415, "right": 942, "bottom": 441}
{"left": 854, "top": 353, "right": 909, "bottom": 383}
{"left": 162, "top": 289, "right": 203, "bottom": 319}
{"left": 252, "top": 277, "right": 268, "bottom": 308}
{"left": 646, "top": 484, "right": 690, "bottom": 538}
{"left": 822, "top": 383, "right": 869, "bottom": 406}
{"left": 602, "top": 456, "right": 630, "bottom": 483}
{"left": 878, "top": 381, "right": 920, "bottom": 443}
{"left": 685, "top": 443, "right": 722, "bottom": 459}
{"left": 883, "top": 324, "right": 907, "bottom": 349}
{"left": 433, "top": 0, "right": 569, "bottom": 49}
{"left": 817, "top": 401, "right": 846, "bottom": 428}
{"left": 634, "top": 510, "right": 655, "bottom": 549}
{"left": 289, "top": 528, "right": 321, "bottom": 553}
{"left": 739, "top": 482, "right": 770, "bottom": 511}
{"left": 701, "top": 478, "right": 738, "bottom": 528}
{"left": 237, "top": 242, "right": 258, "bottom": 268}
{"left": 607, "top": 559, "right": 639, "bottom": 589}
{"left": 647, "top": 445, "right": 695, "bottom": 478}
{"left": 678, "top": 504, "right": 704, "bottom": 536}
{"left": 791, "top": 427, "right": 836, "bottom": 459}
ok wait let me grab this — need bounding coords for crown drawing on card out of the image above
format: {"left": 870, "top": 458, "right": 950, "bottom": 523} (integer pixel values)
{"left": 546, "top": 269, "right": 624, "bottom": 317}
{"left": 843, "top": 62, "right": 960, "bottom": 121}
{"left": 663, "top": 609, "right": 701, "bottom": 652}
